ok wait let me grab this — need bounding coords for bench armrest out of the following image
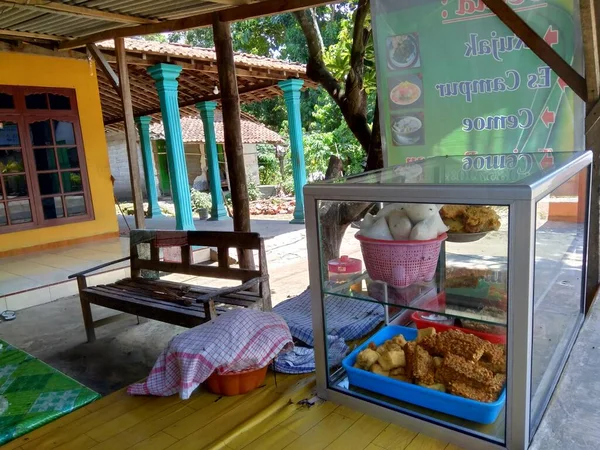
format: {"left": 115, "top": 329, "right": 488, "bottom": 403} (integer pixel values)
{"left": 68, "top": 256, "right": 131, "bottom": 280}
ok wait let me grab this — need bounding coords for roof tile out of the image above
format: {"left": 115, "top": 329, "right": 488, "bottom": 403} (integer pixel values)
{"left": 149, "top": 112, "right": 284, "bottom": 145}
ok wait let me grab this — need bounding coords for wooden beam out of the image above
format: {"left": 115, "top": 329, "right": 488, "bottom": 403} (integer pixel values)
{"left": 58, "top": 0, "right": 335, "bottom": 50}
{"left": 0, "top": 29, "right": 61, "bottom": 41}
{"left": 481, "top": 0, "right": 587, "bottom": 102}
{"left": 103, "top": 80, "right": 278, "bottom": 125}
{"left": 213, "top": 15, "right": 254, "bottom": 270}
{"left": 582, "top": 0, "right": 600, "bottom": 112}
{"left": 87, "top": 44, "right": 121, "bottom": 97}
{"left": 115, "top": 37, "right": 145, "bottom": 229}
{"left": 208, "top": 0, "right": 253, "bottom": 5}
{"left": 99, "top": 51, "right": 302, "bottom": 80}
{"left": 582, "top": 0, "right": 600, "bottom": 312}
{"left": 0, "top": 0, "right": 158, "bottom": 24}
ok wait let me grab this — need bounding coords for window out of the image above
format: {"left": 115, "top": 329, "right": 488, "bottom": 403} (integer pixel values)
{"left": 0, "top": 86, "right": 92, "bottom": 231}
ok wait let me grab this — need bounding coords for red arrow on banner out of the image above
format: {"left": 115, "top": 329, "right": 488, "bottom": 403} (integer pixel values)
{"left": 541, "top": 108, "right": 556, "bottom": 127}
{"left": 544, "top": 26, "right": 559, "bottom": 46}
{"left": 557, "top": 78, "right": 568, "bottom": 91}
{"left": 538, "top": 149, "right": 554, "bottom": 169}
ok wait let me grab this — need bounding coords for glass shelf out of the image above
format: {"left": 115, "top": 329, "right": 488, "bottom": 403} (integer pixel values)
{"left": 324, "top": 271, "right": 507, "bottom": 327}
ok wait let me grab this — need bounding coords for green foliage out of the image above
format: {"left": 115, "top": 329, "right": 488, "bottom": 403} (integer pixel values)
{"left": 247, "top": 181, "right": 262, "bottom": 201}
{"left": 190, "top": 189, "right": 212, "bottom": 211}
{"left": 142, "top": 2, "right": 376, "bottom": 188}
{"left": 281, "top": 176, "right": 295, "bottom": 196}
{"left": 304, "top": 123, "right": 364, "bottom": 179}
{"left": 257, "top": 144, "right": 282, "bottom": 185}
{"left": 322, "top": 6, "right": 377, "bottom": 95}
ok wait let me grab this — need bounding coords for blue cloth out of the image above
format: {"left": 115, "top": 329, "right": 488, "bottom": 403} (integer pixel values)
{"left": 273, "top": 289, "right": 384, "bottom": 374}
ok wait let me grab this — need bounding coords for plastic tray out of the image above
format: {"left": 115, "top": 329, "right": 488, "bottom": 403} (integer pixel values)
{"left": 341, "top": 325, "right": 506, "bottom": 425}
{"left": 412, "top": 312, "right": 506, "bottom": 344}
{"left": 412, "top": 293, "right": 506, "bottom": 344}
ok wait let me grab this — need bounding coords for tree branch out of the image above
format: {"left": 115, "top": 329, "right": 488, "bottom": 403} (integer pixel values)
{"left": 367, "top": 97, "right": 383, "bottom": 170}
{"left": 294, "top": 7, "right": 372, "bottom": 152}
{"left": 345, "top": 0, "right": 369, "bottom": 119}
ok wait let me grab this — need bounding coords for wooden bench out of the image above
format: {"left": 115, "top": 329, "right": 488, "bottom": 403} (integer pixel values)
{"left": 69, "top": 230, "right": 271, "bottom": 343}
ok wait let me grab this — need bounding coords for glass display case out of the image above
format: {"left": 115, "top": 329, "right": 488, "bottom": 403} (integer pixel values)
{"left": 304, "top": 151, "right": 591, "bottom": 450}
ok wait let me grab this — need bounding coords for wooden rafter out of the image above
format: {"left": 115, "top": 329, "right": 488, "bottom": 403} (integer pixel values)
{"left": 208, "top": 0, "right": 254, "bottom": 5}
{"left": 481, "top": 0, "right": 587, "bottom": 102}
{"left": 0, "top": 29, "right": 61, "bottom": 41}
{"left": 98, "top": 52, "right": 302, "bottom": 80}
{"left": 103, "top": 79, "right": 278, "bottom": 125}
{"left": 0, "top": 0, "right": 159, "bottom": 25}
{"left": 87, "top": 44, "right": 121, "bottom": 97}
{"left": 57, "top": 0, "right": 335, "bottom": 50}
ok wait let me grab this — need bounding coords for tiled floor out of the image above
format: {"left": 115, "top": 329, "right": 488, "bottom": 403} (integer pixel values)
{"left": 0, "top": 238, "right": 130, "bottom": 311}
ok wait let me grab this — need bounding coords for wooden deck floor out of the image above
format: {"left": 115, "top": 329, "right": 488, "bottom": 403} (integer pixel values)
{"left": 2, "top": 373, "right": 457, "bottom": 450}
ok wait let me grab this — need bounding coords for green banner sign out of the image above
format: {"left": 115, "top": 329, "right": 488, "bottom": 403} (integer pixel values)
{"left": 371, "top": 0, "right": 585, "bottom": 167}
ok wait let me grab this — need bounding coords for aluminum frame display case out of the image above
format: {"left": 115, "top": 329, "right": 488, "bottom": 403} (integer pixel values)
{"left": 304, "top": 151, "right": 592, "bottom": 450}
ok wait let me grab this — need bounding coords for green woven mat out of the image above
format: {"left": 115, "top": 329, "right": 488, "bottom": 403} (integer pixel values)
{"left": 0, "top": 339, "right": 100, "bottom": 445}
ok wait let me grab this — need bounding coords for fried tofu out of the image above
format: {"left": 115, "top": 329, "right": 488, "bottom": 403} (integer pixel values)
{"left": 370, "top": 363, "right": 389, "bottom": 377}
{"left": 417, "top": 327, "right": 436, "bottom": 343}
{"left": 418, "top": 383, "right": 446, "bottom": 393}
{"left": 356, "top": 348, "right": 379, "bottom": 370}
{"left": 379, "top": 350, "right": 406, "bottom": 371}
{"left": 390, "top": 366, "right": 406, "bottom": 376}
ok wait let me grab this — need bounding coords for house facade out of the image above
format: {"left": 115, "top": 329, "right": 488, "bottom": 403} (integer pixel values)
{"left": 0, "top": 52, "right": 117, "bottom": 256}
{"left": 106, "top": 113, "right": 282, "bottom": 200}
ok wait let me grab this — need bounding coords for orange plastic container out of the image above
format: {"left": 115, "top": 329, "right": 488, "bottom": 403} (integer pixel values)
{"left": 205, "top": 365, "right": 268, "bottom": 396}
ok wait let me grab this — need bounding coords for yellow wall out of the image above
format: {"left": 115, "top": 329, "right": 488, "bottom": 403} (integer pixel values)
{"left": 0, "top": 51, "right": 118, "bottom": 253}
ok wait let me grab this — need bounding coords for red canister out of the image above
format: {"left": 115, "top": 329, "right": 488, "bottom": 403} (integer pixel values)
{"left": 328, "top": 255, "right": 363, "bottom": 292}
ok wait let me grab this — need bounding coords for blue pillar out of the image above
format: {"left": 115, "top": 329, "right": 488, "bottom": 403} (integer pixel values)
{"left": 147, "top": 63, "right": 194, "bottom": 231}
{"left": 196, "top": 101, "right": 229, "bottom": 221}
{"left": 279, "top": 79, "right": 306, "bottom": 224}
{"left": 135, "top": 116, "right": 162, "bottom": 218}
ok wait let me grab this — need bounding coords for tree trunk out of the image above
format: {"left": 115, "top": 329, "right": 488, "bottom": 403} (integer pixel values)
{"left": 213, "top": 15, "right": 254, "bottom": 269}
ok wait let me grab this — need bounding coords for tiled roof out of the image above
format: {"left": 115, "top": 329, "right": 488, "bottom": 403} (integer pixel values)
{"left": 149, "top": 112, "right": 284, "bottom": 145}
{"left": 97, "top": 38, "right": 307, "bottom": 75}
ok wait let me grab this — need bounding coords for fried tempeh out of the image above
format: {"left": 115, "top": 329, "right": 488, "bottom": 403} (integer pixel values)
{"left": 413, "top": 345, "right": 436, "bottom": 385}
{"left": 420, "top": 330, "right": 486, "bottom": 361}
{"left": 479, "top": 343, "right": 506, "bottom": 374}
{"left": 437, "top": 353, "right": 494, "bottom": 387}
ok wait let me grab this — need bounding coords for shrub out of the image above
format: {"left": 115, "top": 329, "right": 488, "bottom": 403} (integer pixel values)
{"left": 257, "top": 144, "right": 282, "bottom": 185}
{"left": 247, "top": 181, "right": 262, "bottom": 201}
{"left": 281, "top": 176, "right": 295, "bottom": 196}
{"left": 190, "top": 189, "right": 212, "bottom": 212}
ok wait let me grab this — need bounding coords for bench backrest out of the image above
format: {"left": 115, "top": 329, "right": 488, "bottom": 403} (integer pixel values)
{"left": 129, "top": 230, "right": 267, "bottom": 282}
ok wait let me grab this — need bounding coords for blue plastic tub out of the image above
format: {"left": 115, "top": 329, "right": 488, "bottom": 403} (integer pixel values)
{"left": 342, "top": 325, "right": 505, "bottom": 425}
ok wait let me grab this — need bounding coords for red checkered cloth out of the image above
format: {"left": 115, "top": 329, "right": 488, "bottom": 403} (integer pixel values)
{"left": 127, "top": 309, "right": 293, "bottom": 399}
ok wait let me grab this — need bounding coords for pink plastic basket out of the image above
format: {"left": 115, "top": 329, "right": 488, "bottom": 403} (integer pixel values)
{"left": 356, "top": 233, "right": 447, "bottom": 288}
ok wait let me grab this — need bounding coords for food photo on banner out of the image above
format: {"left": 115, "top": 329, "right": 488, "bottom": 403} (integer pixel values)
{"left": 371, "top": 0, "right": 585, "bottom": 169}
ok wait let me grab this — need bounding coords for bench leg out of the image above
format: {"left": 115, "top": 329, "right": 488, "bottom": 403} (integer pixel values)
{"left": 79, "top": 295, "right": 96, "bottom": 343}
{"left": 77, "top": 277, "right": 96, "bottom": 343}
